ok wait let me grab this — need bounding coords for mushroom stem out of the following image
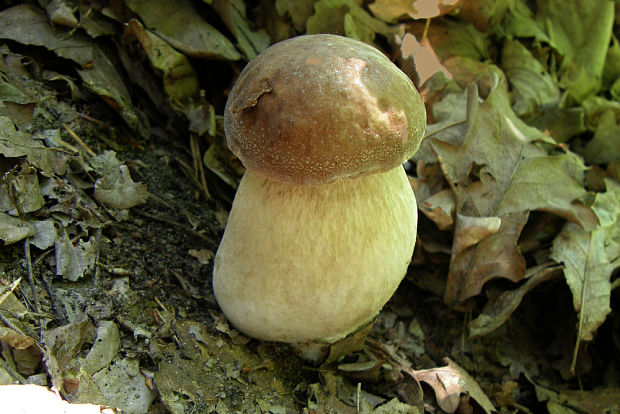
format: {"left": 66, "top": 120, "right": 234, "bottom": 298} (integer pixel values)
{"left": 213, "top": 166, "right": 417, "bottom": 344}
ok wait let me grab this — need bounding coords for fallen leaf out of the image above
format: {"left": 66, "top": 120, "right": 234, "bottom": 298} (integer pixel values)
{"left": 455, "top": 0, "right": 508, "bottom": 32}
{"left": 0, "top": 5, "right": 149, "bottom": 137}
{"left": 188, "top": 248, "right": 214, "bottom": 265}
{"left": 306, "top": 0, "right": 391, "bottom": 44}
{"left": 529, "top": 376, "right": 620, "bottom": 414}
{"left": 0, "top": 327, "right": 36, "bottom": 349}
{"left": 0, "top": 116, "right": 60, "bottom": 176}
{"left": 410, "top": 358, "right": 495, "bottom": 413}
{"left": 408, "top": 19, "right": 489, "bottom": 62}
{"left": 211, "top": 0, "right": 270, "bottom": 60}
{"left": 499, "top": 0, "right": 550, "bottom": 43}
{"left": 469, "top": 264, "right": 562, "bottom": 337}
{"left": 30, "top": 220, "right": 57, "bottom": 250}
{"left": 369, "top": 0, "right": 459, "bottom": 21}
{"left": 550, "top": 179, "right": 620, "bottom": 342}
{"left": 79, "top": 321, "right": 121, "bottom": 376}
{"left": 125, "top": 0, "right": 241, "bottom": 60}
{"left": 75, "top": 358, "right": 157, "bottom": 413}
{"left": 583, "top": 109, "right": 620, "bottom": 165}
{"left": 275, "top": 0, "right": 316, "bottom": 32}
{"left": 538, "top": 0, "right": 614, "bottom": 102}
{"left": 55, "top": 235, "right": 97, "bottom": 281}
{"left": 0, "top": 213, "right": 36, "bottom": 245}
{"left": 91, "top": 151, "right": 148, "bottom": 210}
{"left": 452, "top": 214, "right": 501, "bottom": 256}
{"left": 0, "top": 164, "right": 45, "bottom": 214}
{"left": 419, "top": 188, "right": 455, "bottom": 230}
{"left": 126, "top": 19, "right": 200, "bottom": 103}
{"left": 501, "top": 39, "right": 559, "bottom": 118}
{"left": 431, "top": 80, "right": 596, "bottom": 304}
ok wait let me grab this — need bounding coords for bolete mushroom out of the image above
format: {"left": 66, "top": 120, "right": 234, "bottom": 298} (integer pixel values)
{"left": 213, "top": 34, "right": 425, "bottom": 351}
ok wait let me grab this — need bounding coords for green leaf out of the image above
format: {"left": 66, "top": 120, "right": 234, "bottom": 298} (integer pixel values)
{"left": 210, "top": 0, "right": 270, "bottom": 60}
{"left": 498, "top": 0, "right": 550, "bottom": 43}
{"left": 368, "top": 0, "right": 417, "bottom": 22}
{"left": 538, "top": 0, "right": 613, "bottom": 79}
{"left": 126, "top": 19, "right": 199, "bottom": 103}
{"left": 306, "top": 0, "right": 390, "bottom": 44}
{"left": 603, "top": 36, "right": 620, "bottom": 92}
{"left": 425, "top": 20, "right": 490, "bottom": 62}
{"left": 275, "top": 0, "right": 317, "bottom": 32}
{"left": 527, "top": 105, "right": 585, "bottom": 144}
{"left": 583, "top": 109, "right": 620, "bottom": 165}
{"left": 126, "top": 0, "right": 241, "bottom": 60}
{"left": 551, "top": 179, "right": 620, "bottom": 341}
{"left": 501, "top": 39, "right": 559, "bottom": 118}
{"left": 537, "top": 0, "right": 614, "bottom": 102}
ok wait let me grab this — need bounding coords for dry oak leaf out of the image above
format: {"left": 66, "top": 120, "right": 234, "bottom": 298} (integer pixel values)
{"left": 431, "top": 80, "right": 597, "bottom": 305}
{"left": 410, "top": 358, "right": 495, "bottom": 413}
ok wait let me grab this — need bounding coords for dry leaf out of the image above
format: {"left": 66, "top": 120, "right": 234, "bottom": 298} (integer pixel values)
{"left": 430, "top": 79, "right": 596, "bottom": 304}
{"left": 410, "top": 358, "right": 495, "bottom": 413}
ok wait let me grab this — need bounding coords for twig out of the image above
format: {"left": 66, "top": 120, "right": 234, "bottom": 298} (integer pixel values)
{"left": 190, "top": 134, "right": 211, "bottom": 200}
{"left": 0, "top": 277, "right": 22, "bottom": 307}
{"left": 62, "top": 123, "right": 96, "bottom": 157}
{"left": 92, "top": 228, "right": 102, "bottom": 289}
{"left": 23, "top": 240, "right": 40, "bottom": 314}
{"left": 422, "top": 18, "right": 431, "bottom": 42}
{"left": 0, "top": 312, "right": 23, "bottom": 337}
{"left": 154, "top": 296, "right": 168, "bottom": 314}
{"left": 76, "top": 111, "right": 107, "bottom": 127}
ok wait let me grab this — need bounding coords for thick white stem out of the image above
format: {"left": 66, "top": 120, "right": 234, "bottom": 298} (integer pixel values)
{"left": 213, "top": 167, "right": 417, "bottom": 343}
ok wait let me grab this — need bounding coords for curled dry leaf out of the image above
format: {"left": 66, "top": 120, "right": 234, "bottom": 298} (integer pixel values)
{"left": 91, "top": 151, "right": 148, "bottom": 210}
{"left": 409, "top": 358, "right": 495, "bottom": 413}
{"left": 469, "top": 264, "right": 563, "bottom": 337}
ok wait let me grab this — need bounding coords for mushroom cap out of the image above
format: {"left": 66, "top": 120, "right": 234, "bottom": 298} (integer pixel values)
{"left": 224, "top": 34, "right": 426, "bottom": 185}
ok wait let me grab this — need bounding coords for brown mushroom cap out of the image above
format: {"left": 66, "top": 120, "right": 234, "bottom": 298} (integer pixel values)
{"left": 224, "top": 34, "right": 426, "bottom": 185}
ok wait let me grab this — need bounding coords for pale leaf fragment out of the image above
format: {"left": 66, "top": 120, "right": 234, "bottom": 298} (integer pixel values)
{"left": 410, "top": 358, "right": 495, "bottom": 414}
{"left": 55, "top": 236, "right": 96, "bottom": 282}
{"left": 452, "top": 214, "right": 501, "bottom": 256}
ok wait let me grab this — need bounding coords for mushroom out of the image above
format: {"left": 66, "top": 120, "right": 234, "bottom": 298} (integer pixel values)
{"left": 213, "top": 34, "right": 425, "bottom": 352}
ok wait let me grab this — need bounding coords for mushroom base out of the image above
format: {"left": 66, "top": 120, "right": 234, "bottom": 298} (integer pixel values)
{"left": 213, "top": 167, "right": 417, "bottom": 344}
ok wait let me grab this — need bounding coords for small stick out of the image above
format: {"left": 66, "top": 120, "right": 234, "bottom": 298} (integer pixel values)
{"left": 62, "top": 123, "right": 96, "bottom": 157}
